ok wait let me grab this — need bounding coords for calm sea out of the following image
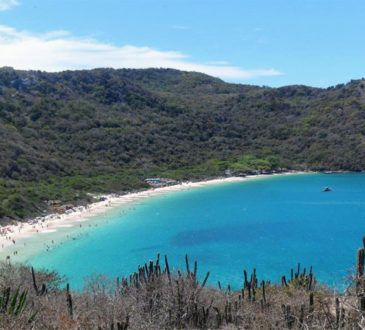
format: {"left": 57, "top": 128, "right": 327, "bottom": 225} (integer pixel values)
{"left": 26, "top": 173, "right": 365, "bottom": 290}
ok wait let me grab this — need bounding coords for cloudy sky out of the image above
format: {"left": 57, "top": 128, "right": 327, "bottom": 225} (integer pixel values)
{"left": 0, "top": 0, "right": 364, "bottom": 87}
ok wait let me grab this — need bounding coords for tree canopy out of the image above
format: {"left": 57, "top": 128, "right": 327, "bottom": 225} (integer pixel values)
{"left": 0, "top": 67, "right": 364, "bottom": 221}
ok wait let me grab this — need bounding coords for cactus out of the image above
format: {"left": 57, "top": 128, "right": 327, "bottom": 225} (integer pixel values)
{"left": 13, "top": 249, "right": 365, "bottom": 328}
{"left": 243, "top": 269, "right": 248, "bottom": 288}
{"left": 148, "top": 260, "right": 154, "bottom": 279}
{"left": 261, "top": 280, "right": 266, "bottom": 304}
{"left": 213, "top": 307, "right": 222, "bottom": 327}
{"left": 200, "top": 271, "right": 210, "bottom": 289}
{"left": 31, "top": 267, "right": 46, "bottom": 296}
{"left": 246, "top": 281, "right": 252, "bottom": 300}
{"left": 299, "top": 304, "right": 304, "bottom": 325}
{"left": 356, "top": 247, "right": 365, "bottom": 293}
{"left": 356, "top": 235, "right": 365, "bottom": 311}
{"left": 66, "top": 283, "right": 73, "bottom": 319}
{"left": 155, "top": 253, "right": 160, "bottom": 276}
{"left": 283, "top": 264, "right": 315, "bottom": 290}
{"left": 356, "top": 247, "right": 364, "bottom": 278}
{"left": 164, "top": 255, "right": 171, "bottom": 283}
{"left": 360, "top": 296, "right": 365, "bottom": 312}
{"left": 309, "top": 292, "right": 314, "bottom": 314}
{"left": 185, "top": 253, "right": 190, "bottom": 276}
{"left": 307, "top": 272, "right": 313, "bottom": 291}
{"left": 335, "top": 297, "right": 340, "bottom": 327}
{"left": 281, "top": 275, "right": 288, "bottom": 287}
{"left": 282, "top": 304, "right": 295, "bottom": 329}
{"left": 295, "top": 263, "right": 300, "bottom": 279}
{"left": 193, "top": 260, "right": 197, "bottom": 280}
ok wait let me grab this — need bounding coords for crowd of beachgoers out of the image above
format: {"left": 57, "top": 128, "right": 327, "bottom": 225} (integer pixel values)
{"left": 0, "top": 201, "right": 111, "bottom": 255}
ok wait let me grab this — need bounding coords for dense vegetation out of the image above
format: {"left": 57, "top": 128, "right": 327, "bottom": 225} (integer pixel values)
{"left": 0, "top": 67, "right": 365, "bottom": 221}
{"left": 1, "top": 235, "right": 365, "bottom": 329}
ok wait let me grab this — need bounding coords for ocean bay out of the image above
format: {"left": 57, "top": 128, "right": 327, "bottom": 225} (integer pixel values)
{"left": 27, "top": 173, "right": 365, "bottom": 290}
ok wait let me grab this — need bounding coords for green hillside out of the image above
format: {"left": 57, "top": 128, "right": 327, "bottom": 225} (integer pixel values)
{"left": 0, "top": 67, "right": 365, "bottom": 222}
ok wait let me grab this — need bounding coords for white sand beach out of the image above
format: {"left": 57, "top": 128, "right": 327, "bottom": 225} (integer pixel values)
{"left": 0, "top": 172, "right": 305, "bottom": 260}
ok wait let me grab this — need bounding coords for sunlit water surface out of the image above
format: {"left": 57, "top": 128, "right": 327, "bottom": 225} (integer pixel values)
{"left": 24, "top": 174, "right": 365, "bottom": 290}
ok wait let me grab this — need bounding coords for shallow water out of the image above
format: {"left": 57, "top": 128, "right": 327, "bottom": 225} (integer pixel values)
{"left": 23, "top": 173, "right": 365, "bottom": 290}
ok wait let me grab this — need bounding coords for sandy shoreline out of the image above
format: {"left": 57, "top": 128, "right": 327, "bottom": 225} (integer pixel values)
{"left": 0, "top": 172, "right": 306, "bottom": 259}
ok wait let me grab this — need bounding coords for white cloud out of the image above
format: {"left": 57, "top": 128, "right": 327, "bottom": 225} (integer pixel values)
{"left": 0, "top": 0, "right": 19, "bottom": 11}
{"left": 0, "top": 25, "right": 282, "bottom": 80}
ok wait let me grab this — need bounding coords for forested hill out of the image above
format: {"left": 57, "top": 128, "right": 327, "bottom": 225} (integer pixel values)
{"left": 0, "top": 67, "right": 365, "bottom": 221}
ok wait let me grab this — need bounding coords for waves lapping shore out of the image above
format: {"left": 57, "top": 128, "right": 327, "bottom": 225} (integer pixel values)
{"left": 0, "top": 172, "right": 304, "bottom": 261}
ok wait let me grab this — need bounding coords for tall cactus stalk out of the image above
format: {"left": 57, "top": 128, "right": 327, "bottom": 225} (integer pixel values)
{"left": 356, "top": 247, "right": 364, "bottom": 293}
{"left": 164, "top": 255, "right": 171, "bottom": 283}
{"left": 66, "top": 283, "right": 73, "bottom": 320}
{"left": 261, "top": 280, "right": 266, "bottom": 304}
{"left": 356, "top": 235, "right": 365, "bottom": 311}
{"left": 185, "top": 254, "right": 190, "bottom": 276}
{"left": 31, "top": 267, "right": 46, "bottom": 296}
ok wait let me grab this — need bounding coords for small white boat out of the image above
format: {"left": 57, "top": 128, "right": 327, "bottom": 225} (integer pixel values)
{"left": 322, "top": 187, "right": 332, "bottom": 192}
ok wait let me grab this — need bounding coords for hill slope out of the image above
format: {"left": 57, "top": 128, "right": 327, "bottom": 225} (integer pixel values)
{"left": 0, "top": 67, "right": 365, "bottom": 221}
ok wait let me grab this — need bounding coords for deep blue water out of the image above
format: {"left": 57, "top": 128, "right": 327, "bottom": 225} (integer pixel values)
{"left": 28, "top": 174, "right": 365, "bottom": 290}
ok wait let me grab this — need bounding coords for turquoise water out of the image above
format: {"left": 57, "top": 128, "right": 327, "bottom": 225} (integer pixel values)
{"left": 28, "top": 173, "right": 365, "bottom": 290}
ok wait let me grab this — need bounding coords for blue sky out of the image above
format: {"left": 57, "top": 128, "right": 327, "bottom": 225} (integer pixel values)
{"left": 0, "top": 0, "right": 364, "bottom": 87}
